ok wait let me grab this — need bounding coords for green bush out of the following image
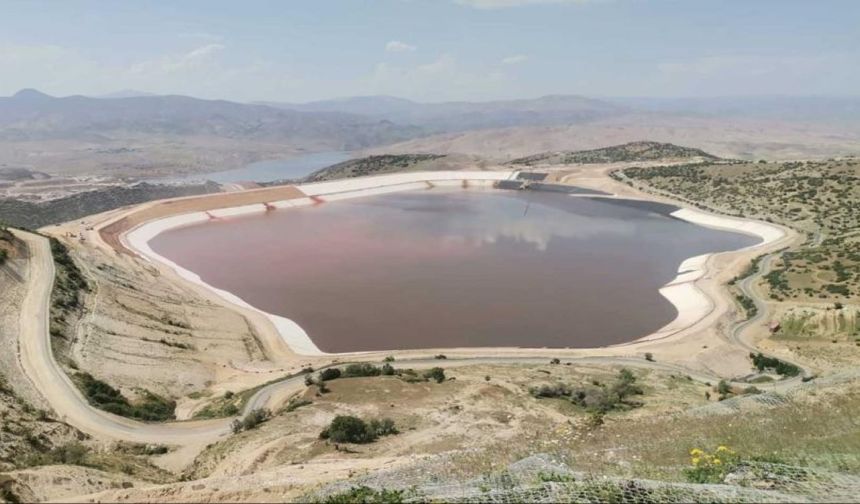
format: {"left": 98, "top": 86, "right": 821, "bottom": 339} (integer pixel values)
{"left": 423, "top": 367, "right": 446, "bottom": 383}
{"left": 320, "top": 368, "right": 342, "bottom": 381}
{"left": 231, "top": 408, "right": 270, "bottom": 434}
{"left": 343, "top": 363, "right": 382, "bottom": 378}
{"left": 369, "top": 418, "right": 398, "bottom": 437}
{"left": 750, "top": 352, "right": 801, "bottom": 377}
{"left": 320, "top": 415, "right": 398, "bottom": 444}
{"left": 322, "top": 486, "right": 407, "bottom": 503}
{"left": 320, "top": 415, "right": 375, "bottom": 443}
{"left": 532, "top": 369, "right": 644, "bottom": 414}
{"left": 75, "top": 372, "right": 175, "bottom": 421}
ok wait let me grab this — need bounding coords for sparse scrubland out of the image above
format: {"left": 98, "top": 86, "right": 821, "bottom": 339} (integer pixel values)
{"left": 509, "top": 141, "right": 720, "bottom": 166}
{"left": 618, "top": 158, "right": 860, "bottom": 304}
{"left": 302, "top": 154, "right": 447, "bottom": 182}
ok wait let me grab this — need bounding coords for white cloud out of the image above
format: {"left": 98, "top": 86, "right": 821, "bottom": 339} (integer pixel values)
{"left": 416, "top": 54, "right": 456, "bottom": 75}
{"left": 502, "top": 54, "right": 528, "bottom": 65}
{"left": 127, "top": 44, "right": 225, "bottom": 76}
{"left": 454, "top": 0, "right": 598, "bottom": 9}
{"left": 365, "top": 53, "right": 512, "bottom": 101}
{"left": 385, "top": 40, "right": 417, "bottom": 52}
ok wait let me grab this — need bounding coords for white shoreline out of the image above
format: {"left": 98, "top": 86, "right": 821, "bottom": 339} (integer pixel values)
{"left": 123, "top": 171, "right": 785, "bottom": 355}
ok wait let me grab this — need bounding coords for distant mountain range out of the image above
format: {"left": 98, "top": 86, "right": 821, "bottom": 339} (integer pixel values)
{"left": 0, "top": 89, "right": 419, "bottom": 148}
{"left": 259, "top": 94, "right": 628, "bottom": 132}
{"left": 3, "top": 89, "right": 856, "bottom": 149}
{"left": 613, "top": 96, "right": 860, "bottom": 123}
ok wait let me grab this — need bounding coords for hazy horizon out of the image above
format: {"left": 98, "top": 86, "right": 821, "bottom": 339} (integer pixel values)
{"left": 6, "top": 87, "right": 860, "bottom": 106}
{"left": 2, "top": 0, "right": 858, "bottom": 103}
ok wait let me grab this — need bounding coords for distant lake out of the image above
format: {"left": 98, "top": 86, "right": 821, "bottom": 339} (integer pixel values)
{"left": 169, "top": 151, "right": 350, "bottom": 184}
{"left": 150, "top": 189, "right": 757, "bottom": 352}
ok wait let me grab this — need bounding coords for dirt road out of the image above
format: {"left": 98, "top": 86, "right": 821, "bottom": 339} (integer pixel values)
{"left": 13, "top": 229, "right": 232, "bottom": 445}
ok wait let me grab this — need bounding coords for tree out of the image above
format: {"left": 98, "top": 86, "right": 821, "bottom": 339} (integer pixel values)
{"left": 321, "top": 415, "right": 376, "bottom": 444}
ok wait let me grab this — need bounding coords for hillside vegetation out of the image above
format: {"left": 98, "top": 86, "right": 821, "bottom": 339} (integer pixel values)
{"left": 303, "top": 154, "right": 447, "bottom": 182}
{"left": 0, "top": 226, "right": 14, "bottom": 266}
{"left": 617, "top": 158, "right": 860, "bottom": 304}
{"left": 509, "top": 141, "right": 721, "bottom": 166}
{"left": 0, "top": 181, "right": 220, "bottom": 229}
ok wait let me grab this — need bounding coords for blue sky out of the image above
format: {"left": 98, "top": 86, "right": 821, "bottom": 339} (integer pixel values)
{"left": 1, "top": 0, "right": 858, "bottom": 102}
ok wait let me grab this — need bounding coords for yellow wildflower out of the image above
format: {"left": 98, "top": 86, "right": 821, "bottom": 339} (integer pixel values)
{"left": 690, "top": 448, "right": 704, "bottom": 456}
{"left": 713, "top": 458, "right": 722, "bottom": 465}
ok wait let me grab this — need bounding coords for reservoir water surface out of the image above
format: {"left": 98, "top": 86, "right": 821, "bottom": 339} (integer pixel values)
{"left": 149, "top": 189, "right": 757, "bottom": 352}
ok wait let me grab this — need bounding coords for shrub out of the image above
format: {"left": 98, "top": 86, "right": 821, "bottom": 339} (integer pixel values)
{"left": 749, "top": 352, "right": 801, "bottom": 377}
{"left": 381, "top": 363, "right": 396, "bottom": 376}
{"left": 537, "top": 471, "right": 576, "bottom": 483}
{"left": 369, "top": 418, "right": 398, "bottom": 437}
{"left": 50, "top": 441, "right": 89, "bottom": 465}
{"left": 320, "top": 416, "right": 398, "bottom": 444}
{"left": 434, "top": 354, "right": 447, "bottom": 360}
{"left": 644, "top": 352, "right": 654, "bottom": 362}
{"left": 529, "top": 383, "right": 572, "bottom": 398}
{"left": 231, "top": 408, "right": 270, "bottom": 434}
{"left": 343, "top": 363, "right": 381, "bottom": 378}
{"left": 533, "top": 369, "right": 643, "bottom": 414}
{"left": 550, "top": 358, "right": 561, "bottom": 365}
{"left": 423, "top": 367, "right": 446, "bottom": 383}
{"left": 322, "top": 486, "right": 407, "bottom": 503}
{"left": 75, "top": 372, "right": 175, "bottom": 422}
{"left": 383, "top": 356, "right": 395, "bottom": 362}
{"left": 716, "top": 380, "right": 732, "bottom": 400}
{"left": 320, "top": 368, "right": 342, "bottom": 381}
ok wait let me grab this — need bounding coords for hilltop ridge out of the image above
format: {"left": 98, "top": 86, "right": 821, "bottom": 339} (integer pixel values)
{"left": 509, "top": 141, "right": 721, "bottom": 166}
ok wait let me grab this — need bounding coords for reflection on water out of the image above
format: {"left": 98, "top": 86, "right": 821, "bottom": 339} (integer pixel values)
{"left": 149, "top": 189, "right": 758, "bottom": 352}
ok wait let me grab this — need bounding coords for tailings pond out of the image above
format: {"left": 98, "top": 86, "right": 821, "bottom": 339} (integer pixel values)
{"left": 149, "top": 189, "right": 758, "bottom": 352}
